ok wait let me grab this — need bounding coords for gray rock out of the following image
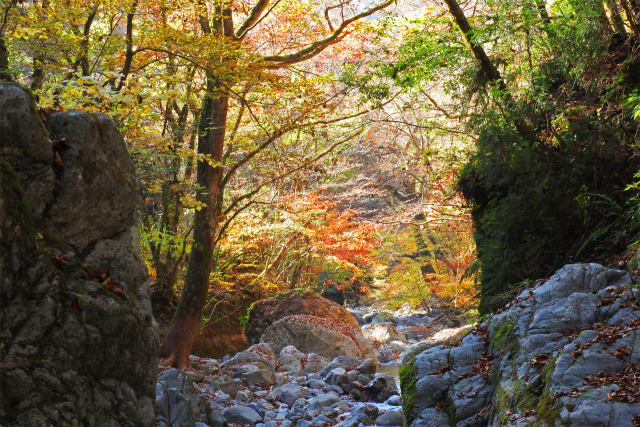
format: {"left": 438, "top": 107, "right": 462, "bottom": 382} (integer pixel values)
{"left": 260, "top": 315, "right": 377, "bottom": 362}
{"left": 320, "top": 355, "right": 362, "bottom": 377}
{"left": 401, "top": 263, "right": 640, "bottom": 427}
{"left": 413, "top": 408, "right": 449, "bottom": 426}
{"left": 361, "top": 322, "right": 404, "bottom": 343}
{"left": 302, "top": 352, "right": 329, "bottom": 374}
{"left": 156, "top": 369, "right": 209, "bottom": 426}
{"left": 0, "top": 85, "right": 157, "bottom": 427}
{"left": 46, "top": 111, "right": 138, "bottom": 251}
{"left": 336, "top": 403, "right": 378, "bottom": 426}
{"left": 306, "top": 378, "right": 325, "bottom": 389}
{"left": 0, "top": 82, "right": 54, "bottom": 216}
{"left": 223, "top": 405, "right": 262, "bottom": 424}
{"left": 385, "top": 395, "right": 402, "bottom": 406}
{"left": 208, "top": 409, "right": 226, "bottom": 427}
{"left": 279, "top": 345, "right": 305, "bottom": 375}
{"left": 276, "top": 383, "right": 308, "bottom": 405}
{"left": 375, "top": 409, "right": 404, "bottom": 426}
{"left": 324, "top": 367, "right": 348, "bottom": 386}
{"left": 219, "top": 378, "right": 244, "bottom": 396}
{"left": 307, "top": 392, "right": 340, "bottom": 410}
{"left": 222, "top": 343, "right": 277, "bottom": 370}
{"left": 355, "top": 358, "right": 377, "bottom": 375}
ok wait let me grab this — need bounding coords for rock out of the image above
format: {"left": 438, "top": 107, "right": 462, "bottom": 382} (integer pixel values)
{"left": 385, "top": 395, "right": 402, "bottom": 406}
{"left": 223, "top": 405, "right": 262, "bottom": 424}
{"left": 0, "top": 84, "right": 157, "bottom": 427}
{"left": 367, "top": 312, "right": 395, "bottom": 324}
{"left": 361, "top": 322, "right": 405, "bottom": 343}
{"left": 260, "top": 315, "right": 377, "bottom": 362}
{"left": 0, "top": 82, "right": 54, "bottom": 216}
{"left": 320, "top": 356, "right": 362, "bottom": 377}
{"left": 307, "top": 392, "right": 340, "bottom": 410}
{"left": 279, "top": 345, "right": 306, "bottom": 375}
{"left": 306, "top": 378, "right": 325, "bottom": 389}
{"left": 230, "top": 362, "right": 276, "bottom": 386}
{"left": 402, "top": 324, "right": 474, "bottom": 364}
{"left": 208, "top": 409, "right": 226, "bottom": 427}
{"left": 355, "top": 358, "right": 377, "bottom": 375}
{"left": 221, "top": 343, "right": 277, "bottom": 370}
{"left": 219, "top": 378, "right": 244, "bottom": 396}
{"left": 401, "top": 263, "right": 640, "bottom": 427}
{"left": 302, "top": 352, "right": 329, "bottom": 374}
{"left": 324, "top": 367, "right": 348, "bottom": 386}
{"left": 245, "top": 292, "right": 360, "bottom": 345}
{"left": 46, "top": 111, "right": 138, "bottom": 251}
{"left": 336, "top": 404, "right": 379, "bottom": 426}
{"left": 156, "top": 369, "right": 209, "bottom": 426}
{"left": 376, "top": 409, "right": 404, "bottom": 426}
{"left": 190, "top": 355, "right": 220, "bottom": 375}
{"left": 274, "top": 383, "right": 308, "bottom": 405}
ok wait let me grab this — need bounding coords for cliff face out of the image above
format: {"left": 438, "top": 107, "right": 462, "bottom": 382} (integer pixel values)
{"left": 0, "top": 83, "right": 158, "bottom": 426}
{"left": 402, "top": 263, "right": 640, "bottom": 427}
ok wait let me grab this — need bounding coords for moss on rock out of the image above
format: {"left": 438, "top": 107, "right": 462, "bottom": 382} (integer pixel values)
{"left": 400, "top": 356, "right": 417, "bottom": 426}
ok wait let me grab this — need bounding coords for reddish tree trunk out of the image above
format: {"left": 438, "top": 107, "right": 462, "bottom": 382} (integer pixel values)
{"left": 158, "top": 84, "right": 229, "bottom": 369}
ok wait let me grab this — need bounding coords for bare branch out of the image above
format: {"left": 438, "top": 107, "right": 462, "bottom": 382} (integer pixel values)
{"left": 263, "top": 0, "right": 395, "bottom": 67}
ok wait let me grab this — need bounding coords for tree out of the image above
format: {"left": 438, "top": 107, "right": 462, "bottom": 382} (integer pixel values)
{"left": 157, "top": 0, "right": 397, "bottom": 368}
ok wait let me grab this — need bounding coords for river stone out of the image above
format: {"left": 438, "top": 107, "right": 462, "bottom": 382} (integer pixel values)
{"left": 221, "top": 342, "right": 277, "bottom": 370}
{"left": 279, "top": 345, "right": 305, "bottom": 375}
{"left": 336, "top": 404, "right": 379, "bottom": 426}
{"left": 276, "top": 383, "right": 308, "bottom": 405}
{"left": 320, "top": 355, "right": 362, "bottom": 376}
{"left": 223, "top": 405, "right": 262, "bottom": 424}
{"left": 307, "top": 392, "right": 340, "bottom": 410}
{"left": 361, "top": 321, "right": 404, "bottom": 343}
{"left": 156, "top": 369, "right": 208, "bottom": 426}
{"left": 375, "top": 409, "right": 404, "bottom": 426}
{"left": 260, "top": 314, "right": 377, "bottom": 362}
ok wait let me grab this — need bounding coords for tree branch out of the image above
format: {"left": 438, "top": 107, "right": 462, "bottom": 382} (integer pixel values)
{"left": 235, "top": 0, "right": 271, "bottom": 39}
{"left": 263, "top": 0, "right": 395, "bottom": 67}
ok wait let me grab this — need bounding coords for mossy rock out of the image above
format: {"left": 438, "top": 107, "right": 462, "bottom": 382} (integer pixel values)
{"left": 400, "top": 357, "right": 416, "bottom": 426}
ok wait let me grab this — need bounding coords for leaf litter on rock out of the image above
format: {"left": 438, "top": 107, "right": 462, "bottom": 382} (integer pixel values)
{"left": 584, "top": 364, "right": 640, "bottom": 404}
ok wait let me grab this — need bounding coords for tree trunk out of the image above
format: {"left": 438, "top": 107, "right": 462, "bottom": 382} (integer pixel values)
{"left": 619, "top": 0, "right": 640, "bottom": 36}
{"left": 0, "top": 37, "right": 8, "bottom": 74}
{"left": 442, "top": 0, "right": 534, "bottom": 139}
{"left": 604, "top": 0, "right": 628, "bottom": 36}
{"left": 158, "top": 81, "right": 229, "bottom": 368}
{"left": 534, "top": 0, "right": 555, "bottom": 40}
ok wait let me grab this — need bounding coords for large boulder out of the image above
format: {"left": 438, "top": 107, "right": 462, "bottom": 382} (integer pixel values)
{"left": 402, "top": 263, "right": 640, "bottom": 426}
{"left": 260, "top": 314, "right": 377, "bottom": 362}
{"left": 244, "top": 291, "right": 360, "bottom": 345}
{"left": 0, "top": 83, "right": 158, "bottom": 426}
{"left": 46, "top": 111, "right": 138, "bottom": 251}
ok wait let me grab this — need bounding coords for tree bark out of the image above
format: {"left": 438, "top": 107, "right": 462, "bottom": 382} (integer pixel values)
{"left": 0, "top": 37, "right": 8, "bottom": 74}
{"left": 604, "top": 0, "right": 628, "bottom": 36}
{"left": 158, "top": 82, "right": 229, "bottom": 368}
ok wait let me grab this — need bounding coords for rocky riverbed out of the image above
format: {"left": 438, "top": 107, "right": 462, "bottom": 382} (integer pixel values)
{"left": 155, "top": 300, "right": 471, "bottom": 426}
{"left": 156, "top": 345, "right": 403, "bottom": 426}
